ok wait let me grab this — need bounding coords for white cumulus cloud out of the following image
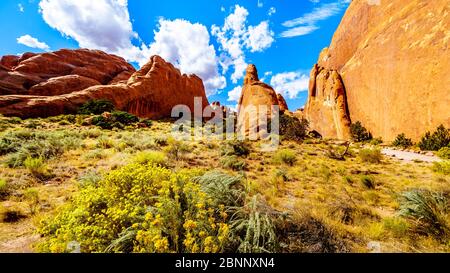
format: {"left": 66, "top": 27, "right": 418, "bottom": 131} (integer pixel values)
{"left": 39, "top": 0, "right": 147, "bottom": 63}
{"left": 212, "top": 5, "right": 274, "bottom": 83}
{"left": 17, "top": 34, "right": 50, "bottom": 51}
{"left": 145, "top": 18, "right": 226, "bottom": 95}
{"left": 38, "top": 0, "right": 226, "bottom": 95}
{"left": 227, "top": 86, "right": 242, "bottom": 102}
{"left": 270, "top": 71, "right": 309, "bottom": 99}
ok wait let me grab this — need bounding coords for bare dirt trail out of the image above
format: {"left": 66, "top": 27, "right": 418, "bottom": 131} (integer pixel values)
{"left": 381, "top": 148, "right": 441, "bottom": 163}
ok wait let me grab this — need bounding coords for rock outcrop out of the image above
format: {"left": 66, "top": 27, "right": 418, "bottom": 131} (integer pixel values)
{"left": 305, "top": 0, "right": 450, "bottom": 141}
{"left": 305, "top": 64, "right": 351, "bottom": 140}
{"left": 277, "top": 93, "right": 289, "bottom": 112}
{"left": 0, "top": 53, "right": 209, "bottom": 119}
{"left": 237, "top": 64, "right": 281, "bottom": 137}
{"left": 0, "top": 49, "right": 135, "bottom": 96}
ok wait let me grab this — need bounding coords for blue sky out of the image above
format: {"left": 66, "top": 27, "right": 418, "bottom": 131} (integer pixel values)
{"left": 0, "top": 0, "right": 350, "bottom": 111}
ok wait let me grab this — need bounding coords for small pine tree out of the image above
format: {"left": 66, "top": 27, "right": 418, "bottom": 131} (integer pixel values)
{"left": 392, "top": 133, "right": 414, "bottom": 149}
{"left": 350, "top": 122, "right": 373, "bottom": 142}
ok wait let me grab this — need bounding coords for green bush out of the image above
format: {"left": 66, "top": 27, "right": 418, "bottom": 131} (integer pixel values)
{"left": 229, "top": 195, "right": 278, "bottom": 253}
{"left": 154, "top": 137, "right": 168, "bottom": 147}
{"left": 350, "top": 122, "right": 373, "bottom": 142}
{"left": 78, "top": 100, "right": 115, "bottom": 115}
{"left": 392, "top": 133, "right": 413, "bottom": 149}
{"left": 370, "top": 138, "right": 383, "bottom": 146}
{"left": 221, "top": 156, "right": 247, "bottom": 171}
{"left": 278, "top": 114, "right": 309, "bottom": 141}
{"left": 432, "top": 161, "right": 450, "bottom": 175}
{"left": 24, "top": 157, "right": 54, "bottom": 181}
{"left": 111, "top": 111, "right": 139, "bottom": 125}
{"left": 437, "top": 147, "right": 450, "bottom": 159}
{"left": 133, "top": 151, "right": 167, "bottom": 167}
{"left": 221, "top": 140, "right": 251, "bottom": 157}
{"left": 0, "top": 179, "right": 8, "bottom": 199}
{"left": 5, "top": 135, "right": 66, "bottom": 168}
{"left": 91, "top": 116, "right": 113, "bottom": 130}
{"left": 360, "top": 175, "right": 376, "bottom": 189}
{"left": 96, "top": 137, "right": 114, "bottom": 149}
{"left": 418, "top": 125, "right": 450, "bottom": 151}
{"left": 359, "top": 148, "right": 383, "bottom": 164}
{"left": 399, "top": 189, "right": 449, "bottom": 238}
{"left": 273, "top": 149, "right": 297, "bottom": 166}
{"left": 163, "top": 138, "right": 190, "bottom": 160}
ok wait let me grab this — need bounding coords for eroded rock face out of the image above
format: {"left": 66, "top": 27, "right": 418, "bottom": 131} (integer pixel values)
{"left": 237, "top": 64, "right": 280, "bottom": 136}
{"left": 0, "top": 49, "right": 136, "bottom": 96}
{"left": 305, "top": 64, "right": 351, "bottom": 140}
{"left": 305, "top": 0, "right": 450, "bottom": 141}
{"left": 0, "top": 54, "right": 209, "bottom": 119}
{"left": 277, "top": 93, "right": 289, "bottom": 112}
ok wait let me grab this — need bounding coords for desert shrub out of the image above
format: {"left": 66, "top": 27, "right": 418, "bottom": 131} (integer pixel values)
{"left": 221, "top": 156, "right": 247, "bottom": 171}
{"left": 271, "top": 169, "right": 291, "bottom": 189}
{"left": 1, "top": 130, "right": 83, "bottom": 167}
{"left": 24, "top": 188, "right": 40, "bottom": 215}
{"left": 273, "top": 149, "right": 297, "bottom": 166}
{"left": 83, "top": 149, "right": 108, "bottom": 160}
{"left": 383, "top": 217, "right": 409, "bottom": 238}
{"left": 154, "top": 137, "right": 168, "bottom": 147}
{"left": 81, "top": 128, "right": 103, "bottom": 138}
{"left": 194, "top": 172, "right": 244, "bottom": 208}
{"left": 418, "top": 125, "right": 450, "bottom": 151}
{"left": 437, "top": 147, "right": 450, "bottom": 159}
{"left": 0, "top": 179, "right": 8, "bottom": 199}
{"left": 360, "top": 175, "right": 376, "bottom": 189}
{"left": 78, "top": 100, "right": 115, "bottom": 115}
{"left": 133, "top": 151, "right": 167, "bottom": 167}
{"left": 370, "top": 137, "right": 383, "bottom": 146}
{"left": 6, "top": 139, "right": 64, "bottom": 167}
{"left": 24, "top": 157, "right": 54, "bottom": 181}
{"left": 432, "top": 161, "right": 450, "bottom": 175}
{"left": 141, "top": 119, "right": 153, "bottom": 127}
{"left": 37, "top": 164, "right": 233, "bottom": 253}
{"left": 221, "top": 140, "right": 251, "bottom": 157}
{"left": 350, "top": 122, "right": 373, "bottom": 142}
{"left": 91, "top": 116, "right": 113, "bottom": 130}
{"left": 96, "top": 137, "right": 114, "bottom": 149}
{"left": 111, "top": 111, "right": 139, "bottom": 125}
{"left": 24, "top": 120, "right": 43, "bottom": 129}
{"left": 399, "top": 189, "right": 449, "bottom": 238}
{"left": 164, "top": 138, "right": 190, "bottom": 160}
{"left": 229, "top": 195, "right": 279, "bottom": 253}
{"left": 278, "top": 114, "right": 309, "bottom": 141}
{"left": 78, "top": 172, "right": 102, "bottom": 188}
{"left": 359, "top": 148, "right": 383, "bottom": 164}
{"left": 392, "top": 133, "right": 414, "bottom": 149}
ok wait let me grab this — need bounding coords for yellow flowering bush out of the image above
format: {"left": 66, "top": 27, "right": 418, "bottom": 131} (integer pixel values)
{"left": 37, "top": 163, "right": 230, "bottom": 253}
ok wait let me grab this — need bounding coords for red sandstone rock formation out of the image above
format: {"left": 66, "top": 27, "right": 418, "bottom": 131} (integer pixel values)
{"left": 237, "top": 64, "right": 281, "bottom": 137}
{"left": 305, "top": 0, "right": 450, "bottom": 141}
{"left": 0, "top": 49, "right": 135, "bottom": 96}
{"left": 0, "top": 53, "right": 209, "bottom": 119}
{"left": 276, "top": 93, "right": 289, "bottom": 112}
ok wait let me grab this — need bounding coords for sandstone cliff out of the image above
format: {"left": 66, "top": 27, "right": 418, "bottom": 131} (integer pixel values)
{"left": 305, "top": 0, "right": 450, "bottom": 141}
{"left": 0, "top": 49, "right": 135, "bottom": 96}
{"left": 0, "top": 52, "right": 209, "bottom": 119}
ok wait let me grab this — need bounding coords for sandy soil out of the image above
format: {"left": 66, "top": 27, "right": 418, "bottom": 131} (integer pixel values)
{"left": 382, "top": 148, "right": 441, "bottom": 163}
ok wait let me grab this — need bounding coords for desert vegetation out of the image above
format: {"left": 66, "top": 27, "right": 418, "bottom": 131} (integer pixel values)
{"left": 0, "top": 108, "right": 449, "bottom": 253}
